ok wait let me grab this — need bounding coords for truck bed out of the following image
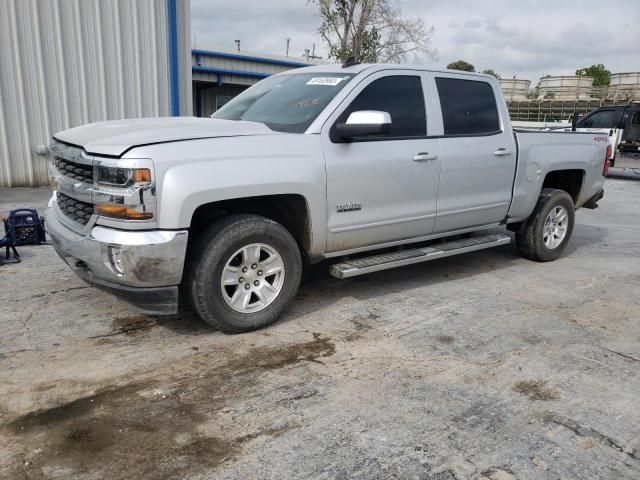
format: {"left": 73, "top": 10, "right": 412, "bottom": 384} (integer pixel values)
{"left": 507, "top": 129, "right": 607, "bottom": 222}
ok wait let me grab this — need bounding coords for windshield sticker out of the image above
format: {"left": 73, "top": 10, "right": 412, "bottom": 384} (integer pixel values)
{"left": 306, "top": 77, "right": 347, "bottom": 86}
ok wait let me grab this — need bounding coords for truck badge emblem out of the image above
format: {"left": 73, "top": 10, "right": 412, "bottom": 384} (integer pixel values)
{"left": 336, "top": 202, "right": 362, "bottom": 213}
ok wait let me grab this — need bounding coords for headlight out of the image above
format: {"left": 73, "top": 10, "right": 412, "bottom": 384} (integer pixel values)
{"left": 96, "top": 166, "right": 151, "bottom": 187}
{"left": 93, "top": 159, "right": 156, "bottom": 221}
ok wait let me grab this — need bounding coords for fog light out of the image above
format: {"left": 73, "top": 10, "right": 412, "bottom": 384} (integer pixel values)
{"left": 109, "top": 246, "right": 124, "bottom": 275}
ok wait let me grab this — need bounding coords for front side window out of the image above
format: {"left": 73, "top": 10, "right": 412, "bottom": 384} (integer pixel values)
{"left": 578, "top": 109, "right": 622, "bottom": 129}
{"left": 212, "top": 72, "right": 355, "bottom": 133}
{"left": 436, "top": 78, "right": 500, "bottom": 135}
{"left": 335, "top": 75, "right": 427, "bottom": 138}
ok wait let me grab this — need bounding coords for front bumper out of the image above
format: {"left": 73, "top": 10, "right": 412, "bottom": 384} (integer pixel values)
{"left": 45, "top": 207, "right": 189, "bottom": 314}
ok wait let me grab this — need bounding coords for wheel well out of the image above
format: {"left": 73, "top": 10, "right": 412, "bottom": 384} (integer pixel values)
{"left": 189, "top": 194, "right": 312, "bottom": 254}
{"left": 541, "top": 170, "right": 584, "bottom": 204}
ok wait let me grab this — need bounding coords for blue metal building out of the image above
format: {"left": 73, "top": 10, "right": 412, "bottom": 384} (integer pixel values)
{"left": 191, "top": 48, "right": 314, "bottom": 117}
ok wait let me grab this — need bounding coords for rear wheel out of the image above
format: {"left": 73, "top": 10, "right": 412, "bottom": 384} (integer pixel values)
{"left": 188, "top": 214, "right": 302, "bottom": 333}
{"left": 516, "top": 188, "right": 575, "bottom": 262}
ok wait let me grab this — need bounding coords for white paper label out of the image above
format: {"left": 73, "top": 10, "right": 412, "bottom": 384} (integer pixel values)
{"left": 306, "top": 77, "right": 346, "bottom": 86}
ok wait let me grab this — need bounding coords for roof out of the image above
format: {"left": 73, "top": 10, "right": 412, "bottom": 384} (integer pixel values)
{"left": 280, "top": 62, "right": 497, "bottom": 80}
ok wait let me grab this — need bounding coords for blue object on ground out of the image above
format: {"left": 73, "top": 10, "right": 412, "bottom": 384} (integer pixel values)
{"left": 7, "top": 209, "right": 46, "bottom": 246}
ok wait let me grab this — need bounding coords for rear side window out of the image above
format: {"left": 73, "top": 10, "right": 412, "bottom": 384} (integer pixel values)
{"left": 436, "top": 78, "right": 500, "bottom": 135}
{"left": 338, "top": 75, "right": 426, "bottom": 138}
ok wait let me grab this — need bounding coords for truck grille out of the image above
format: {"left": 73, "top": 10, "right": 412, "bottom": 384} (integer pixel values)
{"left": 57, "top": 193, "right": 94, "bottom": 225}
{"left": 53, "top": 156, "right": 94, "bottom": 183}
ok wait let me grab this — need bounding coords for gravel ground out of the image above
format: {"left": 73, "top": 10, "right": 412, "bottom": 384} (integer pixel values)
{"left": 0, "top": 171, "right": 639, "bottom": 480}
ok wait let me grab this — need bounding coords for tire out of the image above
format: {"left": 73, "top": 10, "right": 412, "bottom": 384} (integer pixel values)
{"left": 188, "top": 214, "right": 302, "bottom": 333}
{"left": 516, "top": 188, "right": 575, "bottom": 262}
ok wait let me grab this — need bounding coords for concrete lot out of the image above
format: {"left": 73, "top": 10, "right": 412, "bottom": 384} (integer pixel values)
{"left": 1, "top": 172, "right": 639, "bottom": 480}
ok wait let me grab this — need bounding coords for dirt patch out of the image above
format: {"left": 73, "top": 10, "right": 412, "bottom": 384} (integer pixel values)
{"left": 236, "top": 333, "right": 335, "bottom": 369}
{"left": 3, "top": 333, "right": 335, "bottom": 479}
{"left": 576, "top": 436, "right": 597, "bottom": 450}
{"left": 111, "top": 315, "right": 156, "bottom": 335}
{"left": 481, "top": 467, "right": 517, "bottom": 480}
{"left": 345, "top": 332, "right": 363, "bottom": 342}
{"left": 234, "top": 424, "right": 297, "bottom": 444}
{"left": 7, "top": 381, "right": 232, "bottom": 479}
{"left": 512, "top": 380, "right": 560, "bottom": 401}
{"left": 435, "top": 335, "right": 456, "bottom": 344}
{"left": 520, "top": 334, "right": 542, "bottom": 345}
{"left": 345, "top": 312, "right": 381, "bottom": 342}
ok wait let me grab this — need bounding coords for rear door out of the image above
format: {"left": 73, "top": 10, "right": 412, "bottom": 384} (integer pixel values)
{"left": 322, "top": 70, "right": 442, "bottom": 252}
{"left": 431, "top": 75, "right": 517, "bottom": 232}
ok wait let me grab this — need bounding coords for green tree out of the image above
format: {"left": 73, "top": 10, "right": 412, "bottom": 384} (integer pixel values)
{"left": 576, "top": 64, "right": 611, "bottom": 86}
{"left": 314, "top": 0, "right": 436, "bottom": 63}
{"left": 482, "top": 69, "right": 501, "bottom": 79}
{"left": 447, "top": 60, "right": 475, "bottom": 72}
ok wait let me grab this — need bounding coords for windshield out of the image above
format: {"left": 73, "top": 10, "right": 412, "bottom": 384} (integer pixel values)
{"left": 212, "top": 72, "right": 355, "bottom": 133}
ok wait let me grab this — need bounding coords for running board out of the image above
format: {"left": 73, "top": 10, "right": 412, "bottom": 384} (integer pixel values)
{"left": 329, "top": 234, "right": 511, "bottom": 279}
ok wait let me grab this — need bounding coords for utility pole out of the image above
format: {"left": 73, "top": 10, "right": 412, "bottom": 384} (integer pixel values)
{"left": 235, "top": 40, "right": 240, "bottom": 51}
{"left": 285, "top": 38, "right": 290, "bottom": 57}
{"left": 304, "top": 48, "right": 310, "bottom": 63}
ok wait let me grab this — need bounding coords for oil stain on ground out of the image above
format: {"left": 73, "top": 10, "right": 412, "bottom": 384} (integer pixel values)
{"left": 435, "top": 335, "right": 456, "bottom": 344}
{"left": 512, "top": 379, "right": 560, "bottom": 401}
{"left": 4, "top": 333, "right": 335, "bottom": 479}
{"left": 111, "top": 315, "right": 157, "bottom": 335}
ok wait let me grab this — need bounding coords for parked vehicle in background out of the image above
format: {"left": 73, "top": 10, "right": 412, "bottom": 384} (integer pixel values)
{"left": 573, "top": 104, "right": 640, "bottom": 171}
{"left": 514, "top": 104, "right": 640, "bottom": 172}
{"left": 45, "top": 63, "right": 608, "bottom": 333}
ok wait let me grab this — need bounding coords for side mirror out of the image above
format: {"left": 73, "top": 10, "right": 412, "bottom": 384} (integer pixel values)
{"left": 333, "top": 110, "right": 392, "bottom": 142}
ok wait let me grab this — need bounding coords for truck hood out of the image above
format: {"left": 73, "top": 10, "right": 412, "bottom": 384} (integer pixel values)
{"left": 53, "top": 117, "right": 278, "bottom": 157}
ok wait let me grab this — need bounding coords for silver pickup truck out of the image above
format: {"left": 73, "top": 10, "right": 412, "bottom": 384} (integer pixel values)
{"left": 46, "top": 63, "right": 607, "bottom": 332}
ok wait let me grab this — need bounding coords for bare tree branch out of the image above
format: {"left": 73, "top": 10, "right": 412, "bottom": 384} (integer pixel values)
{"left": 312, "top": 0, "right": 437, "bottom": 63}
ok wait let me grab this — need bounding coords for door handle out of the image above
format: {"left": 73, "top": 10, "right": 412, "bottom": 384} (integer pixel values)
{"left": 413, "top": 152, "right": 438, "bottom": 162}
{"left": 494, "top": 148, "right": 513, "bottom": 157}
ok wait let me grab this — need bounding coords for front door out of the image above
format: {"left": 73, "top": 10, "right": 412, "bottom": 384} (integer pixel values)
{"left": 322, "top": 72, "right": 441, "bottom": 253}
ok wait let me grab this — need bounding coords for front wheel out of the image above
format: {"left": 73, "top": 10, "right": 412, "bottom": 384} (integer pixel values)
{"left": 516, "top": 188, "right": 575, "bottom": 262}
{"left": 188, "top": 214, "right": 302, "bottom": 333}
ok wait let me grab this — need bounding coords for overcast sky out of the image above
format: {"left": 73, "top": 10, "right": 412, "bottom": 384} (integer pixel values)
{"left": 191, "top": 0, "right": 640, "bottom": 83}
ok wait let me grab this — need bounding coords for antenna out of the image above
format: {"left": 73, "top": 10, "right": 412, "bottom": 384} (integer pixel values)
{"left": 234, "top": 40, "right": 240, "bottom": 51}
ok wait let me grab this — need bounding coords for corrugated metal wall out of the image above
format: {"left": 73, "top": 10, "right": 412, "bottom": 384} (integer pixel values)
{"left": 0, "top": 0, "right": 192, "bottom": 187}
